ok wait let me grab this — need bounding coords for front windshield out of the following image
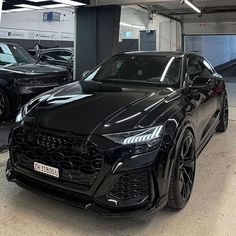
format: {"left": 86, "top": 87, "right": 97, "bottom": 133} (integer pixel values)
{"left": 0, "top": 43, "right": 35, "bottom": 66}
{"left": 85, "top": 55, "right": 182, "bottom": 87}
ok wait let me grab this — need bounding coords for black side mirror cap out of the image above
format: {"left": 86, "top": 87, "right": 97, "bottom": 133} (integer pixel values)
{"left": 190, "top": 76, "right": 214, "bottom": 90}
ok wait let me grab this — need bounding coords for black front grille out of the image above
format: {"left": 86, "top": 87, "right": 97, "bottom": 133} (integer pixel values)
{"left": 16, "top": 75, "right": 68, "bottom": 86}
{"left": 11, "top": 126, "right": 104, "bottom": 187}
{"left": 110, "top": 170, "right": 150, "bottom": 201}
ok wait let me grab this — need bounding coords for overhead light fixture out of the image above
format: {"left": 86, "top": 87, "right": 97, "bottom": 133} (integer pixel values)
{"left": 52, "top": 0, "right": 86, "bottom": 6}
{"left": 120, "top": 22, "right": 146, "bottom": 29}
{"left": 26, "top": 0, "right": 49, "bottom": 2}
{"left": 181, "top": 0, "right": 201, "bottom": 14}
{"left": 41, "top": 4, "right": 70, "bottom": 9}
{"left": 14, "top": 4, "right": 45, "bottom": 10}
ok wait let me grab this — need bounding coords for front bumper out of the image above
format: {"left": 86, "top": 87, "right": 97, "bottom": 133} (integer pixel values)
{"left": 6, "top": 159, "right": 168, "bottom": 217}
{"left": 6, "top": 125, "right": 173, "bottom": 217}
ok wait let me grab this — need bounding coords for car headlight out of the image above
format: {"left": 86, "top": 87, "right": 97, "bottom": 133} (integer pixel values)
{"left": 15, "top": 109, "right": 24, "bottom": 123}
{"left": 103, "top": 125, "right": 164, "bottom": 151}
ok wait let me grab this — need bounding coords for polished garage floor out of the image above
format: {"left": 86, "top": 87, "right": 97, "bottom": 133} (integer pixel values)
{"left": 0, "top": 85, "right": 236, "bottom": 236}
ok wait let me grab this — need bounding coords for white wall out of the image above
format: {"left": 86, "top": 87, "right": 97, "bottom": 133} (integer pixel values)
{"left": 183, "top": 22, "right": 236, "bottom": 35}
{"left": 0, "top": 6, "right": 182, "bottom": 51}
{"left": 0, "top": 8, "right": 75, "bottom": 41}
{"left": 120, "top": 6, "right": 182, "bottom": 51}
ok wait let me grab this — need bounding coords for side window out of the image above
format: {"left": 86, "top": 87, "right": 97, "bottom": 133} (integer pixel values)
{"left": 42, "top": 51, "right": 72, "bottom": 61}
{"left": 200, "top": 59, "right": 214, "bottom": 77}
{"left": 187, "top": 57, "right": 202, "bottom": 81}
{"left": 42, "top": 51, "right": 59, "bottom": 60}
{"left": 58, "top": 51, "right": 73, "bottom": 61}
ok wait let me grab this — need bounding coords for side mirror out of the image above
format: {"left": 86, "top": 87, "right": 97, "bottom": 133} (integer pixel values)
{"left": 81, "top": 70, "right": 90, "bottom": 79}
{"left": 190, "top": 76, "right": 213, "bottom": 90}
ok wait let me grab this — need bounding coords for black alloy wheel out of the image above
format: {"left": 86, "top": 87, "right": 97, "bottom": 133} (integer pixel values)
{"left": 168, "top": 129, "right": 196, "bottom": 209}
{"left": 0, "top": 90, "right": 5, "bottom": 116}
{"left": 217, "top": 95, "right": 229, "bottom": 132}
{"left": 0, "top": 88, "right": 10, "bottom": 121}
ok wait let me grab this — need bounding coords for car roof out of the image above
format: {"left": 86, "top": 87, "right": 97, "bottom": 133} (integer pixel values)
{"left": 40, "top": 47, "right": 74, "bottom": 52}
{"left": 122, "top": 51, "right": 187, "bottom": 56}
{"left": 121, "top": 51, "right": 202, "bottom": 58}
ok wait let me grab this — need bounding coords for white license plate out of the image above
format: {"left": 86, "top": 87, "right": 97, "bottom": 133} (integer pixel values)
{"left": 34, "top": 162, "right": 59, "bottom": 178}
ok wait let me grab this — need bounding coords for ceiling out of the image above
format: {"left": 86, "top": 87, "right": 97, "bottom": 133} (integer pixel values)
{"left": 2, "top": 0, "right": 89, "bottom": 11}
{"left": 90, "top": 0, "right": 236, "bottom": 23}
{"left": 150, "top": 0, "right": 236, "bottom": 22}
{"left": 3, "top": 0, "right": 236, "bottom": 23}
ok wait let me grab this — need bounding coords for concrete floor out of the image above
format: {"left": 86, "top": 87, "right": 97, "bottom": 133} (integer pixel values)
{"left": 0, "top": 85, "right": 236, "bottom": 236}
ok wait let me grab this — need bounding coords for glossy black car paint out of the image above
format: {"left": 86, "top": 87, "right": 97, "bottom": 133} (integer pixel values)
{"left": 6, "top": 52, "right": 227, "bottom": 216}
{"left": 0, "top": 44, "right": 71, "bottom": 117}
{"left": 38, "top": 48, "right": 74, "bottom": 67}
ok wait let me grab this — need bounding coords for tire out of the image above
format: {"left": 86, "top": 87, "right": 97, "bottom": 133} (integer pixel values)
{"left": 217, "top": 95, "right": 229, "bottom": 132}
{"left": 168, "top": 129, "right": 196, "bottom": 209}
{"left": 0, "top": 88, "right": 11, "bottom": 121}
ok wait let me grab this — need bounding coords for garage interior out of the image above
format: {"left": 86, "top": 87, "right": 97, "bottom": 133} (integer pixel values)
{"left": 0, "top": 0, "right": 236, "bottom": 235}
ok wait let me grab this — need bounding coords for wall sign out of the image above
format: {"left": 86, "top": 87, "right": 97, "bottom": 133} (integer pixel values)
{"left": 0, "top": 28, "right": 74, "bottom": 41}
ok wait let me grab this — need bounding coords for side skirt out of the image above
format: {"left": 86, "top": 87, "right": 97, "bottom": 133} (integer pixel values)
{"left": 195, "top": 119, "right": 218, "bottom": 158}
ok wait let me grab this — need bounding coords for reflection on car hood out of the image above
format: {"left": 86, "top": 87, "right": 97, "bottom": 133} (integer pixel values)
{"left": 0, "top": 63, "right": 66, "bottom": 75}
{"left": 24, "top": 81, "right": 180, "bottom": 135}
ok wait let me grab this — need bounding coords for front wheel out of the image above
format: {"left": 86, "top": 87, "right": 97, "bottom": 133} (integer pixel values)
{"left": 168, "top": 130, "right": 196, "bottom": 209}
{"left": 0, "top": 88, "right": 11, "bottom": 121}
{"left": 217, "top": 95, "right": 229, "bottom": 132}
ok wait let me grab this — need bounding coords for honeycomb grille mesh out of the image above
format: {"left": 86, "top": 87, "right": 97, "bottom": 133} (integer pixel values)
{"left": 11, "top": 126, "right": 104, "bottom": 187}
{"left": 16, "top": 75, "right": 68, "bottom": 86}
{"left": 110, "top": 170, "right": 150, "bottom": 201}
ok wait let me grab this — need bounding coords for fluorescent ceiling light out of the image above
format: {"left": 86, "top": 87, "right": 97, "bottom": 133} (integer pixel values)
{"left": 182, "top": 0, "right": 201, "bottom": 14}
{"left": 26, "top": 0, "right": 49, "bottom": 2}
{"left": 120, "top": 22, "right": 146, "bottom": 29}
{"left": 14, "top": 4, "right": 45, "bottom": 10}
{"left": 41, "top": 4, "right": 70, "bottom": 9}
{"left": 52, "top": 0, "right": 86, "bottom": 6}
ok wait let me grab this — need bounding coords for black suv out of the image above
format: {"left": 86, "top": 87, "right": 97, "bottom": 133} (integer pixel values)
{"left": 6, "top": 52, "right": 228, "bottom": 216}
{"left": 0, "top": 43, "right": 71, "bottom": 120}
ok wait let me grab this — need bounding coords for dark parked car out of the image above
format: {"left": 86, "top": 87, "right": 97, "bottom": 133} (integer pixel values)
{"left": 6, "top": 52, "right": 228, "bottom": 216}
{"left": 37, "top": 47, "right": 74, "bottom": 79}
{"left": 0, "top": 43, "right": 71, "bottom": 121}
{"left": 38, "top": 47, "right": 74, "bottom": 67}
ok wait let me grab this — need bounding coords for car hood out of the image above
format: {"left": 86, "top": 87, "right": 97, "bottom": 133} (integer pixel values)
{"left": 23, "top": 81, "right": 180, "bottom": 135}
{"left": 0, "top": 63, "right": 66, "bottom": 75}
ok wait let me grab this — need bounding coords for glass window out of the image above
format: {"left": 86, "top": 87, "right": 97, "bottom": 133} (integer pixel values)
{"left": 0, "top": 43, "right": 35, "bottom": 66}
{"left": 198, "top": 60, "right": 213, "bottom": 78}
{"left": 85, "top": 55, "right": 182, "bottom": 87}
{"left": 187, "top": 57, "right": 202, "bottom": 81}
{"left": 43, "top": 50, "right": 72, "bottom": 61}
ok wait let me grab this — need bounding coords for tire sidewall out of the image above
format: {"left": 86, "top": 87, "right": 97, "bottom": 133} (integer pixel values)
{"left": 169, "top": 129, "right": 196, "bottom": 209}
{"left": 0, "top": 88, "right": 10, "bottom": 121}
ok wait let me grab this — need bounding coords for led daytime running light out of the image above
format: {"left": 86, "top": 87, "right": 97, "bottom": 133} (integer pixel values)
{"left": 124, "top": 126, "right": 162, "bottom": 145}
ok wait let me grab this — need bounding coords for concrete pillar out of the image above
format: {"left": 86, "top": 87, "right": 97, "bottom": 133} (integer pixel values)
{"left": 74, "top": 5, "right": 121, "bottom": 79}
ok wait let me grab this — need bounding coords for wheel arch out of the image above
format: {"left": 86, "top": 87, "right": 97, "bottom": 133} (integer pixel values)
{"left": 162, "top": 118, "right": 196, "bottom": 200}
